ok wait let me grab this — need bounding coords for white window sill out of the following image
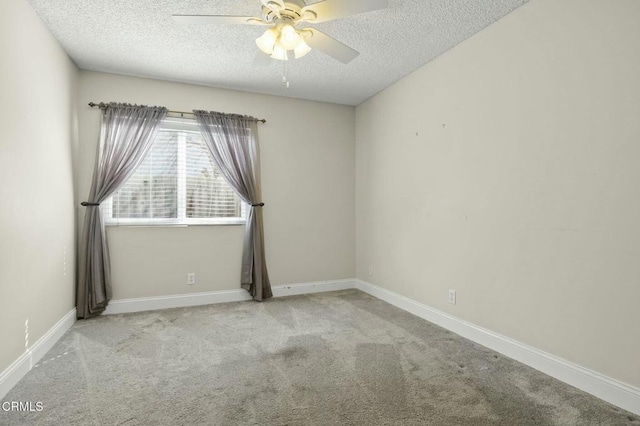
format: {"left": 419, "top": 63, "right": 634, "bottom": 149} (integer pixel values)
{"left": 105, "top": 220, "right": 246, "bottom": 228}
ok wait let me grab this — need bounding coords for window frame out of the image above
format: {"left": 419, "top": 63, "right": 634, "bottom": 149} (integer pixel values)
{"left": 103, "top": 117, "right": 247, "bottom": 227}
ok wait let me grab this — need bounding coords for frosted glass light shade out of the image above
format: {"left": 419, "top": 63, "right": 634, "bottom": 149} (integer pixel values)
{"left": 256, "top": 28, "right": 279, "bottom": 54}
{"left": 271, "top": 42, "right": 288, "bottom": 61}
{"left": 280, "top": 24, "right": 302, "bottom": 50}
{"left": 294, "top": 40, "right": 312, "bottom": 59}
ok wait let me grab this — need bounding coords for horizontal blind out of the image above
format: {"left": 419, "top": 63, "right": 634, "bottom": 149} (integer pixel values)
{"left": 186, "top": 132, "right": 241, "bottom": 218}
{"left": 110, "top": 131, "right": 178, "bottom": 220}
{"left": 104, "top": 118, "right": 243, "bottom": 224}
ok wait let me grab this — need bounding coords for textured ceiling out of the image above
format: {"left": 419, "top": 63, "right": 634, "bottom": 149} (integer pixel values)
{"left": 27, "top": 0, "right": 529, "bottom": 106}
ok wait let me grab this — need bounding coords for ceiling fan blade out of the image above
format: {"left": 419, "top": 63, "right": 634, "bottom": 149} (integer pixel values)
{"left": 303, "top": 28, "right": 360, "bottom": 64}
{"left": 172, "top": 15, "right": 267, "bottom": 25}
{"left": 300, "top": 0, "right": 388, "bottom": 23}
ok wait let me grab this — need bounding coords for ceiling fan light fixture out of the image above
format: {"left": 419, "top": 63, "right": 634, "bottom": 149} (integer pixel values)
{"left": 256, "top": 27, "right": 279, "bottom": 54}
{"left": 174, "top": 0, "right": 384, "bottom": 65}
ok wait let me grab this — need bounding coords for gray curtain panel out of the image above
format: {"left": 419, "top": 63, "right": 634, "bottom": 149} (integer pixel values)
{"left": 77, "top": 103, "right": 167, "bottom": 319}
{"left": 193, "top": 111, "right": 273, "bottom": 301}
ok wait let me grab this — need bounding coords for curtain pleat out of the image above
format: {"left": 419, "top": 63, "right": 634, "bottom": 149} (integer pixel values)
{"left": 193, "top": 111, "right": 272, "bottom": 301}
{"left": 77, "top": 103, "right": 167, "bottom": 319}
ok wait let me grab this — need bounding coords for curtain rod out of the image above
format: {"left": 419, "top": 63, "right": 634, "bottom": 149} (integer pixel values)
{"left": 88, "top": 102, "right": 267, "bottom": 123}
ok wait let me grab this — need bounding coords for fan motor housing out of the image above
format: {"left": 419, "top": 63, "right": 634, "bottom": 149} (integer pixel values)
{"left": 262, "top": 0, "right": 306, "bottom": 23}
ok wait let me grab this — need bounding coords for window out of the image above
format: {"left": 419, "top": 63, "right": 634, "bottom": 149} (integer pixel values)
{"left": 103, "top": 118, "right": 246, "bottom": 225}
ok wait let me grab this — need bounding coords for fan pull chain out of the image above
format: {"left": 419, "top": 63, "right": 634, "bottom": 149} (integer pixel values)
{"left": 282, "top": 60, "right": 290, "bottom": 89}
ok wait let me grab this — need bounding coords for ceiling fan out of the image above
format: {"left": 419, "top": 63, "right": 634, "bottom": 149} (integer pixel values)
{"left": 172, "top": 0, "right": 389, "bottom": 64}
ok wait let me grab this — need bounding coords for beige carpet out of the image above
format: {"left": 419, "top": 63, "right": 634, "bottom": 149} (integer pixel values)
{"left": 2, "top": 290, "right": 638, "bottom": 425}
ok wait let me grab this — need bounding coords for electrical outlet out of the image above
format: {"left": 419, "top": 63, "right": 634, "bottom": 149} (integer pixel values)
{"left": 448, "top": 289, "right": 456, "bottom": 305}
{"left": 187, "top": 273, "right": 196, "bottom": 285}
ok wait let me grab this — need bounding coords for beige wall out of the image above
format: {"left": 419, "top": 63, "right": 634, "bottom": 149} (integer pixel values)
{"left": 356, "top": 0, "right": 640, "bottom": 388}
{"left": 0, "top": 0, "right": 78, "bottom": 373}
{"left": 78, "top": 72, "right": 355, "bottom": 299}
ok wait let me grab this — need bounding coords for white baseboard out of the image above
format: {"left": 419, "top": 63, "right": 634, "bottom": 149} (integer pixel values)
{"left": 0, "top": 309, "right": 76, "bottom": 400}
{"left": 103, "top": 289, "right": 252, "bottom": 315}
{"left": 272, "top": 279, "right": 355, "bottom": 297}
{"left": 103, "top": 279, "right": 357, "bottom": 315}
{"left": 356, "top": 279, "right": 640, "bottom": 416}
